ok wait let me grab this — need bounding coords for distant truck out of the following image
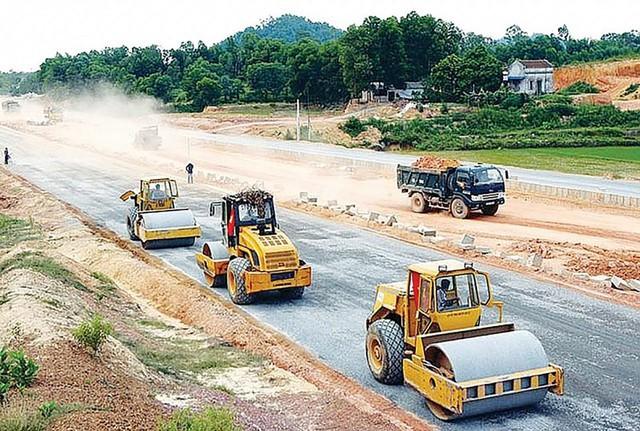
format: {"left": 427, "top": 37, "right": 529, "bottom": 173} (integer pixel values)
{"left": 397, "top": 164, "right": 506, "bottom": 219}
{"left": 1, "top": 100, "right": 20, "bottom": 113}
{"left": 133, "top": 126, "right": 162, "bottom": 151}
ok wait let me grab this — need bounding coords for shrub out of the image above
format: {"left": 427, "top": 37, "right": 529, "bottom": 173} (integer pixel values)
{"left": 440, "top": 103, "right": 449, "bottom": 114}
{"left": 72, "top": 315, "right": 113, "bottom": 355}
{"left": 8, "top": 350, "right": 39, "bottom": 390}
{"left": 339, "top": 116, "right": 365, "bottom": 138}
{"left": 37, "top": 402, "right": 58, "bottom": 420}
{"left": 0, "top": 348, "right": 39, "bottom": 404}
{"left": 559, "top": 81, "right": 600, "bottom": 95}
{"left": 158, "top": 407, "right": 240, "bottom": 431}
{"left": 622, "top": 83, "right": 639, "bottom": 97}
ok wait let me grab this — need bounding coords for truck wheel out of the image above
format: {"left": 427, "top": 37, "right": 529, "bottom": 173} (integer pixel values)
{"left": 227, "top": 258, "right": 254, "bottom": 305}
{"left": 410, "top": 193, "right": 427, "bottom": 213}
{"left": 366, "top": 319, "right": 404, "bottom": 385}
{"left": 481, "top": 204, "right": 499, "bottom": 216}
{"left": 450, "top": 198, "right": 469, "bottom": 219}
{"left": 127, "top": 218, "right": 138, "bottom": 240}
{"left": 281, "top": 287, "right": 304, "bottom": 299}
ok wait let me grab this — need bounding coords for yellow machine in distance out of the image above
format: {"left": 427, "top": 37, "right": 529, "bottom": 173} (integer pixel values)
{"left": 195, "top": 189, "right": 311, "bottom": 304}
{"left": 120, "top": 178, "right": 201, "bottom": 249}
{"left": 366, "top": 259, "right": 564, "bottom": 420}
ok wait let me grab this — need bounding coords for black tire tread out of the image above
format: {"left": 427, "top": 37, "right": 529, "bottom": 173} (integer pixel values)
{"left": 367, "top": 319, "right": 404, "bottom": 385}
{"left": 228, "top": 258, "right": 253, "bottom": 305}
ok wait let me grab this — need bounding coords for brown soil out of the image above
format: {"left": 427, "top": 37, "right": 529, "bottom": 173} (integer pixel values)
{"left": 555, "top": 59, "right": 640, "bottom": 110}
{"left": 0, "top": 164, "right": 432, "bottom": 430}
{"left": 411, "top": 155, "right": 460, "bottom": 170}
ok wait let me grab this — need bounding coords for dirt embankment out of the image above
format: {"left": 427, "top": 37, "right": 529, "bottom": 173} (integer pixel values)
{"left": 0, "top": 167, "right": 432, "bottom": 430}
{"left": 555, "top": 59, "right": 640, "bottom": 110}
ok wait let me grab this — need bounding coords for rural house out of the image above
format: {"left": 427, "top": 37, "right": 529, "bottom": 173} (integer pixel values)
{"left": 504, "top": 59, "right": 554, "bottom": 95}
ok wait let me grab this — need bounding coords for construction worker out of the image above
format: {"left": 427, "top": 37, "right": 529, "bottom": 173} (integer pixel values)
{"left": 185, "top": 162, "right": 194, "bottom": 184}
{"left": 3, "top": 147, "right": 10, "bottom": 165}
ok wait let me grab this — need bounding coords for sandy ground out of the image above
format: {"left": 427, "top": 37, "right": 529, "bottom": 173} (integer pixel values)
{"left": 2, "top": 97, "right": 639, "bottom": 293}
{"left": 0, "top": 163, "right": 432, "bottom": 430}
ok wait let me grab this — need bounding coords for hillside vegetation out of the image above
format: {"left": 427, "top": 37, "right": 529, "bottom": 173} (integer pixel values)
{"left": 231, "top": 14, "right": 343, "bottom": 44}
{"left": 8, "top": 13, "right": 640, "bottom": 110}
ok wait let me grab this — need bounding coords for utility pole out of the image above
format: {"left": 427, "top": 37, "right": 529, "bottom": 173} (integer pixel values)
{"left": 307, "top": 90, "right": 311, "bottom": 141}
{"left": 296, "top": 99, "right": 301, "bottom": 141}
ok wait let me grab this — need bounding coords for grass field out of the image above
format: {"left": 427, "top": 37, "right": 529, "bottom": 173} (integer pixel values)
{"left": 422, "top": 146, "right": 640, "bottom": 180}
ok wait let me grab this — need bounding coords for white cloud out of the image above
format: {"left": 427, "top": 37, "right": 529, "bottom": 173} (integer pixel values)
{"left": 1, "top": 0, "right": 639, "bottom": 71}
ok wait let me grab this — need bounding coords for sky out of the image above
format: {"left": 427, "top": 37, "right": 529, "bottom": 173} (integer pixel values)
{"left": 1, "top": 0, "right": 639, "bottom": 71}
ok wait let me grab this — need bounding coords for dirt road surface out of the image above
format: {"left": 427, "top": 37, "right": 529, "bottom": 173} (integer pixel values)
{"left": 1, "top": 119, "right": 639, "bottom": 430}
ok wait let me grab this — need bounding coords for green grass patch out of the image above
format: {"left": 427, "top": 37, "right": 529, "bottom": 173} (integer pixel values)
{"left": 137, "top": 319, "right": 172, "bottom": 330}
{"left": 90, "top": 272, "right": 116, "bottom": 300}
{"left": 118, "top": 336, "right": 263, "bottom": 378}
{"left": 558, "top": 81, "right": 599, "bottom": 95}
{"left": 0, "top": 215, "right": 40, "bottom": 249}
{"left": 414, "top": 146, "right": 640, "bottom": 179}
{"left": 622, "top": 83, "right": 640, "bottom": 97}
{"left": 0, "top": 252, "right": 87, "bottom": 291}
{"left": 158, "top": 407, "right": 240, "bottom": 431}
{"left": 214, "top": 103, "right": 335, "bottom": 118}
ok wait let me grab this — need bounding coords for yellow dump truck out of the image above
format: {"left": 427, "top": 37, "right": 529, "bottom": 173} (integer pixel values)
{"left": 120, "top": 178, "right": 201, "bottom": 249}
{"left": 195, "top": 189, "right": 311, "bottom": 304}
{"left": 366, "top": 259, "right": 563, "bottom": 420}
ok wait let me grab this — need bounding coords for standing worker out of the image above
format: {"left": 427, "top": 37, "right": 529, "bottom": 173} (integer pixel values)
{"left": 3, "top": 147, "right": 10, "bottom": 165}
{"left": 185, "top": 162, "right": 194, "bottom": 184}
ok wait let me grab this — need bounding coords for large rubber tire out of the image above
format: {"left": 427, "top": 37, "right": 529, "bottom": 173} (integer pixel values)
{"left": 481, "top": 204, "right": 499, "bottom": 216}
{"left": 450, "top": 198, "right": 470, "bottom": 219}
{"left": 227, "top": 258, "right": 254, "bottom": 305}
{"left": 127, "top": 218, "right": 138, "bottom": 241}
{"left": 366, "top": 319, "right": 404, "bottom": 385}
{"left": 410, "top": 193, "right": 427, "bottom": 213}
{"left": 281, "top": 287, "right": 304, "bottom": 299}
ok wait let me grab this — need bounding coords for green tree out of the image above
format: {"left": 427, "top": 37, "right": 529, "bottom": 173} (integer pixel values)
{"left": 246, "top": 62, "right": 288, "bottom": 101}
{"left": 194, "top": 76, "right": 222, "bottom": 110}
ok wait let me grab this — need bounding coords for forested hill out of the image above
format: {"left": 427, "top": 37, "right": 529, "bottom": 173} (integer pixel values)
{"left": 231, "top": 14, "right": 343, "bottom": 44}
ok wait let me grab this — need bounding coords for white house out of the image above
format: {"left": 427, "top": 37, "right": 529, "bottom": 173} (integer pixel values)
{"left": 504, "top": 59, "right": 554, "bottom": 95}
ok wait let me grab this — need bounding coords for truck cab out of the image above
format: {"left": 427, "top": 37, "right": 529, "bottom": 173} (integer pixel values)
{"left": 397, "top": 164, "right": 506, "bottom": 219}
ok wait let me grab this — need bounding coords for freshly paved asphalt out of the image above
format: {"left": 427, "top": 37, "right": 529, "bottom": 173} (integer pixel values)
{"left": 2, "top": 127, "right": 639, "bottom": 430}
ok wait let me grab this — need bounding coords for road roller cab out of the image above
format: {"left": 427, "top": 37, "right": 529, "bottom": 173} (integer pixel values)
{"left": 195, "top": 189, "right": 312, "bottom": 305}
{"left": 120, "top": 178, "right": 201, "bottom": 249}
{"left": 366, "top": 259, "right": 564, "bottom": 420}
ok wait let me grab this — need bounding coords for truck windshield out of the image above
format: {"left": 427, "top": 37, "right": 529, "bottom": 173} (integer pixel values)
{"left": 238, "top": 202, "right": 274, "bottom": 224}
{"left": 473, "top": 168, "right": 503, "bottom": 185}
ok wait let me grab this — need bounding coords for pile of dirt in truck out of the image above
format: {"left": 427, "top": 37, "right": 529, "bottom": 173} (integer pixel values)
{"left": 411, "top": 155, "right": 460, "bottom": 170}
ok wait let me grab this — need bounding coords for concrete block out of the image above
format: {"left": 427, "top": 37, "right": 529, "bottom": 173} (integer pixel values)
{"left": 573, "top": 272, "right": 590, "bottom": 281}
{"left": 368, "top": 212, "right": 380, "bottom": 222}
{"left": 476, "top": 246, "right": 492, "bottom": 255}
{"left": 307, "top": 196, "right": 318, "bottom": 204}
{"left": 329, "top": 205, "right": 345, "bottom": 214}
{"left": 526, "top": 253, "right": 543, "bottom": 269}
{"left": 418, "top": 225, "right": 437, "bottom": 237}
{"left": 327, "top": 199, "right": 338, "bottom": 208}
{"left": 628, "top": 280, "right": 640, "bottom": 292}
{"left": 345, "top": 206, "right": 358, "bottom": 216}
{"left": 459, "top": 244, "right": 476, "bottom": 251}
{"left": 505, "top": 255, "right": 525, "bottom": 265}
{"left": 611, "top": 276, "right": 632, "bottom": 291}
{"left": 429, "top": 236, "right": 451, "bottom": 244}
{"left": 345, "top": 203, "right": 356, "bottom": 211}
{"left": 590, "top": 275, "right": 611, "bottom": 283}
{"left": 460, "top": 234, "right": 475, "bottom": 246}
{"left": 299, "top": 192, "right": 309, "bottom": 201}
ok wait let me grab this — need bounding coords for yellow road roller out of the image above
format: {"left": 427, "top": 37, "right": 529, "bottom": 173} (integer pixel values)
{"left": 120, "top": 178, "right": 201, "bottom": 249}
{"left": 365, "top": 259, "right": 564, "bottom": 420}
{"left": 195, "top": 189, "right": 311, "bottom": 304}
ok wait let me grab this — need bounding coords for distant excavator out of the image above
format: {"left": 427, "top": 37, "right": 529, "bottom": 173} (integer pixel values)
{"left": 120, "top": 178, "right": 201, "bottom": 249}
